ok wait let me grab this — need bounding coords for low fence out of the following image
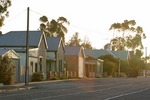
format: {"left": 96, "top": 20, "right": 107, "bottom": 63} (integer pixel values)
{"left": 47, "top": 71, "right": 66, "bottom": 79}
{"left": 47, "top": 71, "right": 78, "bottom": 79}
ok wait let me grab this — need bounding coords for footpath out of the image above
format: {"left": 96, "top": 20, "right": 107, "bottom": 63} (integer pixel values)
{"left": 0, "top": 79, "right": 76, "bottom": 93}
{"left": 0, "top": 82, "right": 33, "bottom": 93}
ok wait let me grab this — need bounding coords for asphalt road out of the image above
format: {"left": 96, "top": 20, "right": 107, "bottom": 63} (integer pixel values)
{"left": 0, "top": 78, "right": 150, "bottom": 100}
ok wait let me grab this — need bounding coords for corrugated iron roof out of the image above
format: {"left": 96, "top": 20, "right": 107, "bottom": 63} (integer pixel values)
{"left": 65, "top": 46, "right": 81, "bottom": 55}
{"left": 0, "top": 49, "right": 10, "bottom": 56}
{"left": 84, "top": 49, "right": 116, "bottom": 59}
{"left": 46, "top": 37, "right": 61, "bottom": 51}
{"left": 85, "top": 49, "right": 130, "bottom": 60}
{"left": 111, "top": 51, "right": 129, "bottom": 60}
{"left": 0, "top": 31, "right": 43, "bottom": 47}
{"left": 0, "top": 49, "right": 20, "bottom": 58}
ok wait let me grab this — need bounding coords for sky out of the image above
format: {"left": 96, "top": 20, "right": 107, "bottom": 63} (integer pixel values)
{"left": 1, "top": 0, "right": 150, "bottom": 56}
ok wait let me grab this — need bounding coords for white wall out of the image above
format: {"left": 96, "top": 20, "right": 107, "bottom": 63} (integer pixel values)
{"left": 78, "top": 56, "right": 84, "bottom": 78}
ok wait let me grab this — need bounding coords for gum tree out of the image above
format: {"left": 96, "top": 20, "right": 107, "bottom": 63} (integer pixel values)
{"left": 109, "top": 20, "right": 146, "bottom": 52}
{"left": 0, "top": 0, "right": 11, "bottom": 27}
{"left": 39, "top": 16, "right": 69, "bottom": 42}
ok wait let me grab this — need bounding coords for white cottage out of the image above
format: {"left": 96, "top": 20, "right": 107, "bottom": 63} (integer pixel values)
{"left": 0, "top": 31, "right": 48, "bottom": 82}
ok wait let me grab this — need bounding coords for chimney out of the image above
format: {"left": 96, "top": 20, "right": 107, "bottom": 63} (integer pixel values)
{"left": 107, "top": 43, "right": 112, "bottom": 50}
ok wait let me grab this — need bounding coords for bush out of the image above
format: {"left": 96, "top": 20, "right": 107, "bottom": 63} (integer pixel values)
{"left": 126, "top": 70, "right": 139, "bottom": 77}
{"left": 32, "top": 73, "right": 44, "bottom": 82}
{"left": 0, "top": 56, "right": 15, "bottom": 85}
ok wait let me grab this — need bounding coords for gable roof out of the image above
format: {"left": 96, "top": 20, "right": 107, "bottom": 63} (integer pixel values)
{"left": 84, "top": 49, "right": 117, "bottom": 59}
{"left": 0, "top": 31, "right": 45, "bottom": 48}
{"left": 85, "top": 49, "right": 131, "bottom": 60}
{"left": 0, "top": 49, "right": 20, "bottom": 58}
{"left": 46, "top": 37, "right": 62, "bottom": 51}
{"left": 0, "top": 49, "right": 10, "bottom": 56}
{"left": 65, "top": 46, "right": 83, "bottom": 56}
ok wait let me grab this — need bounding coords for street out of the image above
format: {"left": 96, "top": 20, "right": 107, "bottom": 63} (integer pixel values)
{"left": 0, "top": 78, "right": 150, "bottom": 100}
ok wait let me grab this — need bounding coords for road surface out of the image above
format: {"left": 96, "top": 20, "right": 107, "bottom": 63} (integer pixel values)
{"left": 0, "top": 78, "right": 150, "bottom": 100}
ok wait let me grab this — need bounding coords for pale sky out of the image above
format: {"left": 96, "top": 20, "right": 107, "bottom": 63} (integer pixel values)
{"left": 1, "top": 0, "right": 150, "bottom": 55}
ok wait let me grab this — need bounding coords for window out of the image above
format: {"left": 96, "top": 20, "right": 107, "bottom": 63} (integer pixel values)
{"left": 59, "top": 60, "right": 62, "bottom": 71}
{"left": 35, "top": 63, "right": 38, "bottom": 72}
{"left": 39, "top": 57, "right": 42, "bottom": 72}
{"left": 30, "top": 62, "right": 34, "bottom": 73}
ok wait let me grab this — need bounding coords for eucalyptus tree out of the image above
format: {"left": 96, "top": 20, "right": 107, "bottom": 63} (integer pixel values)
{"left": 39, "top": 16, "right": 69, "bottom": 41}
{"left": 66, "top": 32, "right": 82, "bottom": 46}
{"left": 109, "top": 20, "right": 146, "bottom": 51}
{"left": 0, "top": 0, "right": 11, "bottom": 27}
{"left": 81, "top": 36, "right": 93, "bottom": 49}
{"left": 66, "top": 32, "right": 93, "bottom": 49}
{"left": 135, "top": 49, "right": 143, "bottom": 58}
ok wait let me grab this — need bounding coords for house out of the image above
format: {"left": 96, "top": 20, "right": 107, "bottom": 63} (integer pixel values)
{"left": 0, "top": 31, "right": 48, "bottom": 82}
{"left": 0, "top": 49, "right": 20, "bottom": 83}
{"left": 65, "top": 46, "right": 85, "bottom": 78}
{"left": 84, "top": 53, "right": 104, "bottom": 78}
{"left": 46, "top": 37, "right": 65, "bottom": 79}
{"left": 85, "top": 49, "right": 134, "bottom": 77}
{"left": 85, "top": 49, "right": 132, "bottom": 60}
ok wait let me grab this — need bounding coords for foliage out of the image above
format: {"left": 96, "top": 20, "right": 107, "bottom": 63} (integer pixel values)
{"left": 103, "top": 60, "right": 118, "bottom": 76}
{"left": 0, "top": 56, "right": 15, "bottom": 85}
{"left": 135, "top": 49, "right": 143, "bottom": 58}
{"left": 98, "top": 51, "right": 145, "bottom": 77}
{"left": 0, "top": 0, "right": 11, "bottom": 27}
{"left": 109, "top": 20, "right": 146, "bottom": 52}
{"left": 120, "top": 60, "right": 130, "bottom": 74}
{"left": 66, "top": 32, "right": 93, "bottom": 49}
{"left": 66, "top": 32, "right": 81, "bottom": 46}
{"left": 99, "top": 54, "right": 118, "bottom": 76}
{"left": 104, "top": 43, "right": 114, "bottom": 50}
{"left": 99, "top": 54, "right": 118, "bottom": 64}
{"left": 32, "top": 72, "right": 44, "bottom": 82}
{"left": 110, "top": 37, "right": 125, "bottom": 50}
{"left": 81, "top": 36, "right": 92, "bottom": 49}
{"left": 39, "top": 16, "right": 69, "bottom": 41}
{"left": 127, "top": 56, "right": 145, "bottom": 77}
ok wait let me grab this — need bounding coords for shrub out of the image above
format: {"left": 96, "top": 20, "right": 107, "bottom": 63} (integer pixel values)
{"left": 0, "top": 56, "right": 15, "bottom": 85}
{"left": 32, "top": 72, "right": 44, "bottom": 82}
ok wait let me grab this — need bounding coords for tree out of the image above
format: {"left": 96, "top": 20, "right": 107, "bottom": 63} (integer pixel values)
{"left": 66, "top": 32, "right": 81, "bottom": 46}
{"left": 81, "top": 36, "right": 92, "bottom": 49}
{"left": 0, "top": 56, "right": 15, "bottom": 85}
{"left": 0, "top": 0, "right": 11, "bottom": 27}
{"left": 120, "top": 60, "right": 130, "bottom": 76}
{"left": 39, "top": 16, "right": 69, "bottom": 41}
{"left": 99, "top": 54, "right": 118, "bottom": 76}
{"left": 110, "top": 37, "right": 125, "bottom": 50}
{"left": 109, "top": 20, "right": 146, "bottom": 52}
{"left": 127, "top": 55, "right": 145, "bottom": 77}
{"left": 66, "top": 32, "right": 93, "bottom": 49}
{"left": 135, "top": 49, "right": 143, "bottom": 58}
{"left": 103, "top": 60, "right": 118, "bottom": 76}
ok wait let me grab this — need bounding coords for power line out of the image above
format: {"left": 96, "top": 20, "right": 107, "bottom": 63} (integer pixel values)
{"left": 4, "top": 9, "right": 26, "bottom": 25}
{"left": 30, "top": 9, "right": 53, "bottom": 19}
{"left": 4, "top": 8, "right": 113, "bottom": 41}
{"left": 30, "top": 9, "right": 107, "bottom": 34}
{"left": 69, "top": 24, "right": 103, "bottom": 34}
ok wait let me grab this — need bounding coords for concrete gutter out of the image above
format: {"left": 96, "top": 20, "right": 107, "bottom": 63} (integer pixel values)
{"left": 0, "top": 85, "right": 32, "bottom": 93}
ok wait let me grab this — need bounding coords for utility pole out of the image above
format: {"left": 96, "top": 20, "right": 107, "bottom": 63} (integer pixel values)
{"left": 25, "top": 7, "right": 29, "bottom": 86}
{"left": 118, "top": 38, "right": 120, "bottom": 77}
{"left": 145, "top": 47, "right": 147, "bottom": 77}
